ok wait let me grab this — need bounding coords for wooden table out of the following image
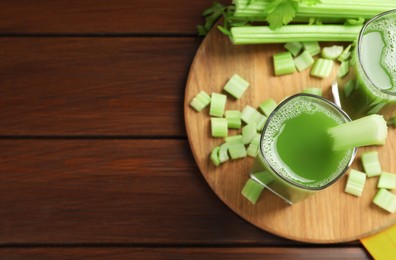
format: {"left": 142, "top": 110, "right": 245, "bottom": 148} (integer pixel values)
{"left": 0, "top": 1, "right": 372, "bottom": 258}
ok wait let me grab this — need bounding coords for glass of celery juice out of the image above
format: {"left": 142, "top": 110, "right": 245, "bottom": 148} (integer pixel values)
{"left": 252, "top": 94, "right": 356, "bottom": 204}
{"left": 339, "top": 9, "right": 396, "bottom": 119}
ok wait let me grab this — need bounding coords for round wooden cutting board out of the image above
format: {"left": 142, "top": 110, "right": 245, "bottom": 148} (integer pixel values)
{"left": 184, "top": 27, "right": 396, "bottom": 243}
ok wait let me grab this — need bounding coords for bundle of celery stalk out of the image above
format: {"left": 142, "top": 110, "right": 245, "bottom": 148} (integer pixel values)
{"left": 198, "top": 0, "right": 396, "bottom": 44}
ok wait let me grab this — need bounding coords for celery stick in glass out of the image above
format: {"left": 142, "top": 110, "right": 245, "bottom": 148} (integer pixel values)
{"left": 242, "top": 123, "right": 257, "bottom": 144}
{"left": 378, "top": 172, "right": 396, "bottom": 190}
{"left": 373, "top": 188, "right": 396, "bottom": 213}
{"left": 211, "top": 118, "right": 228, "bottom": 137}
{"left": 345, "top": 169, "right": 367, "bottom": 197}
{"left": 337, "top": 60, "right": 349, "bottom": 78}
{"left": 294, "top": 50, "right": 314, "bottom": 72}
{"left": 303, "top": 41, "right": 321, "bottom": 56}
{"left": 225, "top": 110, "right": 242, "bottom": 129}
{"left": 311, "top": 58, "right": 334, "bottom": 78}
{"left": 273, "top": 52, "right": 296, "bottom": 75}
{"left": 302, "top": 88, "right": 322, "bottom": 96}
{"left": 210, "top": 146, "right": 220, "bottom": 166}
{"left": 327, "top": 114, "right": 388, "bottom": 151}
{"left": 241, "top": 178, "right": 264, "bottom": 204}
{"left": 259, "top": 98, "right": 277, "bottom": 117}
{"left": 223, "top": 74, "right": 250, "bottom": 99}
{"left": 190, "top": 90, "right": 211, "bottom": 112}
{"left": 362, "top": 151, "right": 382, "bottom": 177}
{"left": 321, "top": 45, "right": 343, "bottom": 60}
{"left": 210, "top": 93, "right": 227, "bottom": 117}
{"left": 284, "top": 41, "right": 303, "bottom": 56}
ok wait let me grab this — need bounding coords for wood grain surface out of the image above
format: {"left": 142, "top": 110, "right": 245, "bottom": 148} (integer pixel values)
{"left": 184, "top": 26, "right": 396, "bottom": 243}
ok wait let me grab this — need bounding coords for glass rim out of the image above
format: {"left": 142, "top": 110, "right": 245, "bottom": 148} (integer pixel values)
{"left": 259, "top": 93, "right": 357, "bottom": 191}
{"left": 357, "top": 9, "right": 396, "bottom": 96}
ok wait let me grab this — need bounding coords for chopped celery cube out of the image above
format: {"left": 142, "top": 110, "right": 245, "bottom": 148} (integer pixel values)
{"left": 241, "top": 105, "right": 266, "bottom": 127}
{"left": 378, "top": 172, "right": 396, "bottom": 190}
{"left": 321, "top": 45, "right": 343, "bottom": 60}
{"left": 373, "top": 189, "right": 396, "bottom": 213}
{"left": 310, "top": 58, "right": 334, "bottom": 78}
{"left": 344, "top": 79, "right": 355, "bottom": 97}
{"left": 345, "top": 169, "right": 366, "bottom": 197}
{"left": 259, "top": 98, "right": 277, "bottom": 116}
{"left": 241, "top": 178, "right": 264, "bottom": 204}
{"left": 225, "top": 110, "right": 242, "bottom": 129}
{"left": 337, "top": 60, "right": 349, "bottom": 78}
{"left": 362, "top": 151, "right": 382, "bottom": 177}
{"left": 273, "top": 52, "right": 296, "bottom": 76}
{"left": 284, "top": 41, "right": 303, "bottom": 56}
{"left": 294, "top": 50, "right": 315, "bottom": 72}
{"left": 223, "top": 74, "right": 250, "bottom": 99}
{"left": 225, "top": 135, "right": 247, "bottom": 159}
{"left": 303, "top": 41, "right": 321, "bottom": 56}
{"left": 256, "top": 115, "right": 267, "bottom": 132}
{"left": 211, "top": 118, "right": 228, "bottom": 137}
{"left": 209, "top": 92, "right": 227, "bottom": 117}
{"left": 210, "top": 146, "right": 220, "bottom": 166}
{"left": 302, "top": 87, "right": 322, "bottom": 96}
{"left": 190, "top": 90, "right": 211, "bottom": 112}
{"left": 251, "top": 171, "right": 274, "bottom": 186}
{"left": 246, "top": 142, "right": 259, "bottom": 157}
{"left": 328, "top": 115, "right": 388, "bottom": 151}
{"left": 250, "top": 133, "right": 261, "bottom": 146}
{"left": 218, "top": 143, "right": 229, "bottom": 163}
{"left": 338, "top": 44, "right": 352, "bottom": 62}
{"left": 242, "top": 123, "right": 257, "bottom": 144}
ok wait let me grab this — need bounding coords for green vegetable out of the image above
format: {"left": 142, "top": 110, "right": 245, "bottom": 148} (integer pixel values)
{"left": 302, "top": 87, "right": 322, "bottom": 96}
{"left": 223, "top": 74, "right": 250, "bottom": 99}
{"left": 337, "top": 60, "right": 349, "bottom": 78}
{"left": 378, "top": 172, "right": 396, "bottom": 190}
{"left": 373, "top": 188, "right": 396, "bottom": 213}
{"left": 310, "top": 58, "right": 334, "bottom": 78}
{"left": 284, "top": 41, "right": 303, "bottom": 56}
{"left": 327, "top": 114, "right": 388, "bottom": 151}
{"left": 259, "top": 98, "right": 277, "bottom": 116}
{"left": 345, "top": 169, "right": 367, "bottom": 197}
{"left": 225, "top": 135, "right": 247, "bottom": 159}
{"left": 344, "top": 79, "right": 355, "bottom": 98}
{"left": 218, "top": 142, "right": 229, "bottom": 163}
{"left": 231, "top": 25, "right": 362, "bottom": 44}
{"left": 211, "top": 118, "right": 228, "bottom": 137}
{"left": 303, "top": 41, "right": 321, "bottom": 56}
{"left": 241, "top": 105, "right": 266, "bottom": 126}
{"left": 225, "top": 110, "right": 242, "bottom": 129}
{"left": 210, "top": 93, "right": 227, "bottom": 117}
{"left": 251, "top": 171, "right": 274, "bottom": 186}
{"left": 241, "top": 178, "right": 264, "bottom": 204}
{"left": 247, "top": 133, "right": 261, "bottom": 157}
{"left": 273, "top": 52, "right": 296, "bottom": 75}
{"left": 190, "top": 90, "right": 211, "bottom": 112}
{"left": 242, "top": 123, "right": 257, "bottom": 144}
{"left": 321, "top": 45, "right": 343, "bottom": 60}
{"left": 294, "top": 50, "right": 314, "bottom": 72}
{"left": 362, "top": 151, "right": 382, "bottom": 177}
{"left": 210, "top": 146, "right": 220, "bottom": 166}
{"left": 256, "top": 116, "right": 267, "bottom": 132}
{"left": 338, "top": 44, "right": 352, "bottom": 62}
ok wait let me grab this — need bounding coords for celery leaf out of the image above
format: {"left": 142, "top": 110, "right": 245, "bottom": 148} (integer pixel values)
{"left": 266, "top": 0, "right": 299, "bottom": 29}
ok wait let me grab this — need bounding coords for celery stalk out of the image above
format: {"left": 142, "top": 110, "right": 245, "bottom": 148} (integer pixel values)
{"left": 378, "top": 172, "right": 396, "bottom": 190}
{"left": 373, "top": 189, "right": 396, "bottom": 213}
{"left": 231, "top": 25, "right": 362, "bottom": 44}
{"left": 345, "top": 169, "right": 367, "bottom": 197}
{"left": 327, "top": 114, "right": 388, "bottom": 151}
{"left": 361, "top": 151, "right": 382, "bottom": 177}
{"left": 210, "top": 93, "right": 227, "bottom": 117}
{"left": 310, "top": 58, "right": 334, "bottom": 78}
{"left": 273, "top": 52, "right": 296, "bottom": 75}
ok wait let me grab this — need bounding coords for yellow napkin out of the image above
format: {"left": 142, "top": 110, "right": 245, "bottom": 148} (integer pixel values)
{"left": 360, "top": 224, "right": 396, "bottom": 260}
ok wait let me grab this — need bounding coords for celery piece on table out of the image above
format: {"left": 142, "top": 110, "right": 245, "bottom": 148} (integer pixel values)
{"left": 241, "top": 105, "right": 266, "bottom": 126}
{"left": 303, "top": 41, "right": 321, "bottom": 56}
{"left": 273, "top": 52, "right": 296, "bottom": 75}
{"left": 345, "top": 169, "right": 367, "bottom": 197}
{"left": 337, "top": 60, "right": 349, "bottom": 78}
{"left": 362, "top": 151, "right": 382, "bottom": 177}
{"left": 311, "top": 58, "right": 334, "bottom": 78}
{"left": 210, "top": 93, "right": 227, "bottom": 117}
{"left": 256, "top": 115, "right": 267, "bottom": 132}
{"left": 373, "top": 189, "right": 396, "bottom": 213}
{"left": 218, "top": 142, "right": 229, "bottom": 163}
{"left": 259, "top": 98, "right": 277, "bottom": 117}
{"left": 338, "top": 44, "right": 352, "bottom": 62}
{"left": 302, "top": 88, "right": 322, "bottom": 96}
{"left": 284, "top": 41, "right": 303, "bottom": 56}
{"left": 327, "top": 114, "right": 388, "bottom": 151}
{"left": 294, "top": 50, "right": 314, "bottom": 72}
{"left": 378, "top": 172, "right": 396, "bottom": 190}
{"left": 225, "top": 135, "right": 247, "bottom": 159}
{"left": 190, "top": 90, "right": 211, "bottom": 112}
{"left": 225, "top": 110, "right": 242, "bottom": 129}
{"left": 211, "top": 118, "right": 228, "bottom": 138}
{"left": 321, "top": 45, "right": 343, "bottom": 60}
{"left": 247, "top": 133, "right": 261, "bottom": 158}
{"left": 210, "top": 146, "right": 220, "bottom": 166}
{"left": 223, "top": 74, "right": 250, "bottom": 99}
{"left": 242, "top": 123, "right": 257, "bottom": 145}
{"left": 241, "top": 178, "right": 264, "bottom": 205}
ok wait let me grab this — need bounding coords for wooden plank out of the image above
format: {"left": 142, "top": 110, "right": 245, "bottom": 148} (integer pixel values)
{"left": 0, "top": 247, "right": 370, "bottom": 259}
{"left": 0, "top": 139, "right": 296, "bottom": 245}
{"left": 0, "top": 37, "right": 198, "bottom": 136}
{"left": 0, "top": 0, "right": 226, "bottom": 34}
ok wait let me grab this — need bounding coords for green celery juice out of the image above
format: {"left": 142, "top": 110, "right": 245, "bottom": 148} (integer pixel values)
{"left": 340, "top": 10, "right": 396, "bottom": 119}
{"left": 252, "top": 95, "right": 354, "bottom": 204}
